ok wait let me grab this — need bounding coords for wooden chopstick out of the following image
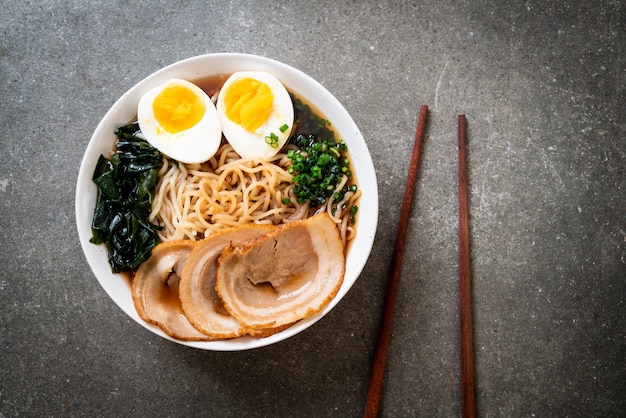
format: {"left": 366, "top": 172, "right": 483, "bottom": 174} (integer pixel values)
{"left": 363, "top": 105, "right": 429, "bottom": 418}
{"left": 457, "top": 114, "right": 475, "bottom": 418}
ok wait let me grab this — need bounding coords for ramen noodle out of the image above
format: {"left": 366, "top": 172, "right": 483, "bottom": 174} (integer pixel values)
{"left": 148, "top": 141, "right": 361, "bottom": 246}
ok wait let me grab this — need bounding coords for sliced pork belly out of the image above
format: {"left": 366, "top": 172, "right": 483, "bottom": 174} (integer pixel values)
{"left": 131, "top": 240, "right": 211, "bottom": 341}
{"left": 215, "top": 213, "right": 345, "bottom": 329}
{"left": 178, "top": 224, "right": 274, "bottom": 339}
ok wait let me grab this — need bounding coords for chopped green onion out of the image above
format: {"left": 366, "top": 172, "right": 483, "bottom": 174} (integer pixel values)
{"left": 265, "top": 132, "right": 279, "bottom": 148}
{"left": 349, "top": 205, "right": 358, "bottom": 224}
{"left": 279, "top": 123, "right": 289, "bottom": 133}
{"left": 317, "top": 154, "right": 330, "bottom": 166}
{"left": 286, "top": 133, "right": 355, "bottom": 208}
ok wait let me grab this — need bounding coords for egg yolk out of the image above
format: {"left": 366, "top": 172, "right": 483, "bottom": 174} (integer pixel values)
{"left": 224, "top": 78, "right": 274, "bottom": 132}
{"left": 153, "top": 85, "right": 206, "bottom": 134}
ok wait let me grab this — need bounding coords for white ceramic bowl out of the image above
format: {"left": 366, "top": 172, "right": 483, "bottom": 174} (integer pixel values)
{"left": 75, "top": 53, "right": 378, "bottom": 351}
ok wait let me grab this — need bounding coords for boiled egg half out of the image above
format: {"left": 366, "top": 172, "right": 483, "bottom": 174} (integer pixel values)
{"left": 216, "top": 71, "right": 294, "bottom": 160}
{"left": 137, "top": 78, "right": 222, "bottom": 164}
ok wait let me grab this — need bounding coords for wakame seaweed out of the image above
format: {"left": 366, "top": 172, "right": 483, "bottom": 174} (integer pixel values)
{"left": 90, "top": 122, "right": 163, "bottom": 273}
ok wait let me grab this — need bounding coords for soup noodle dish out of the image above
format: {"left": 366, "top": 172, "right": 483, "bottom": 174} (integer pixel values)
{"left": 75, "top": 53, "right": 378, "bottom": 351}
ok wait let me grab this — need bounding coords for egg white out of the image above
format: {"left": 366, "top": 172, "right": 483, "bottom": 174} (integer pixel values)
{"left": 216, "top": 71, "right": 294, "bottom": 160}
{"left": 137, "top": 78, "right": 222, "bottom": 164}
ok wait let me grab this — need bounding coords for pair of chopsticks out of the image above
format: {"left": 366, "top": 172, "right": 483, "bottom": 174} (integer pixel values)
{"left": 363, "top": 108, "right": 475, "bottom": 418}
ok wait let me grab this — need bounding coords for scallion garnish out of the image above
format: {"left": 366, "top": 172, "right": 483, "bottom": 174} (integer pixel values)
{"left": 265, "top": 132, "right": 279, "bottom": 148}
{"left": 349, "top": 205, "right": 358, "bottom": 224}
{"left": 286, "top": 133, "right": 356, "bottom": 208}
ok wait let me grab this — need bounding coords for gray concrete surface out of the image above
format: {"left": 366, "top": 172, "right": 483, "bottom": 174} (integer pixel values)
{"left": 1, "top": 1, "right": 624, "bottom": 416}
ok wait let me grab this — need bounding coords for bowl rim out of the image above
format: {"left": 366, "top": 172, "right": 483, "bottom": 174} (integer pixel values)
{"left": 75, "top": 53, "right": 378, "bottom": 351}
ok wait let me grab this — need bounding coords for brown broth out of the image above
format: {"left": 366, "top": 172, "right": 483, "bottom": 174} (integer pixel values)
{"left": 119, "top": 270, "right": 133, "bottom": 288}
{"left": 194, "top": 73, "right": 230, "bottom": 98}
